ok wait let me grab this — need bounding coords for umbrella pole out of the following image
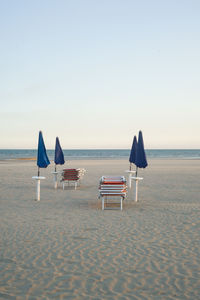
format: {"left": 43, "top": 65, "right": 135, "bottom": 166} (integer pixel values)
{"left": 129, "top": 164, "right": 132, "bottom": 188}
{"left": 35, "top": 167, "right": 40, "bottom": 200}
{"left": 36, "top": 178, "right": 41, "bottom": 201}
{"left": 135, "top": 179, "right": 138, "bottom": 202}
{"left": 54, "top": 164, "right": 58, "bottom": 189}
{"left": 136, "top": 166, "right": 138, "bottom": 177}
{"left": 132, "top": 177, "right": 143, "bottom": 202}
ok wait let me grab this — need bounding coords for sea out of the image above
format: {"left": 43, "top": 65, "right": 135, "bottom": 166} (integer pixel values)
{"left": 0, "top": 149, "right": 200, "bottom": 160}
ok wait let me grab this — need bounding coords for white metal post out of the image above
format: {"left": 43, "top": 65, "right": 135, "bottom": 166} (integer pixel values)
{"left": 135, "top": 179, "right": 138, "bottom": 202}
{"left": 131, "top": 177, "right": 143, "bottom": 202}
{"left": 54, "top": 173, "right": 58, "bottom": 189}
{"left": 51, "top": 172, "right": 59, "bottom": 189}
{"left": 32, "top": 176, "right": 45, "bottom": 201}
{"left": 36, "top": 179, "right": 40, "bottom": 201}
{"left": 125, "top": 170, "right": 136, "bottom": 188}
{"left": 129, "top": 173, "right": 132, "bottom": 188}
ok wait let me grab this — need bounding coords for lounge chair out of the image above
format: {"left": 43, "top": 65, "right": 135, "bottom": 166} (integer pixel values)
{"left": 61, "top": 168, "right": 86, "bottom": 190}
{"left": 99, "top": 176, "right": 127, "bottom": 210}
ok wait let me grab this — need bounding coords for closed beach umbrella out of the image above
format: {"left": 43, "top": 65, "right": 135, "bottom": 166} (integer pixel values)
{"left": 132, "top": 130, "right": 148, "bottom": 202}
{"left": 129, "top": 135, "right": 137, "bottom": 170}
{"left": 135, "top": 130, "right": 148, "bottom": 176}
{"left": 54, "top": 137, "right": 65, "bottom": 172}
{"left": 32, "top": 131, "right": 50, "bottom": 201}
{"left": 37, "top": 131, "right": 50, "bottom": 176}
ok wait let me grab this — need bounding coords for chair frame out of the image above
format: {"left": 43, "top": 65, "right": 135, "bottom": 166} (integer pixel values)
{"left": 61, "top": 168, "right": 86, "bottom": 190}
{"left": 99, "top": 176, "right": 127, "bottom": 210}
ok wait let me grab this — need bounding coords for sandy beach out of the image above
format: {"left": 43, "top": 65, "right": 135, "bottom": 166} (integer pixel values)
{"left": 0, "top": 159, "right": 200, "bottom": 299}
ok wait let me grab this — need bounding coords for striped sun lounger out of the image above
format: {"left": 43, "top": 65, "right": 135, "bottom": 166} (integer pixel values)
{"left": 61, "top": 168, "right": 86, "bottom": 190}
{"left": 99, "top": 176, "right": 127, "bottom": 210}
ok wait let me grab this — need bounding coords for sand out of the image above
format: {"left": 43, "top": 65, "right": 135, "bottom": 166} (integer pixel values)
{"left": 0, "top": 159, "right": 200, "bottom": 299}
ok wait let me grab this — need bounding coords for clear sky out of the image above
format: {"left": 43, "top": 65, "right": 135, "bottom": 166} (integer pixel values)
{"left": 0, "top": 0, "right": 200, "bottom": 149}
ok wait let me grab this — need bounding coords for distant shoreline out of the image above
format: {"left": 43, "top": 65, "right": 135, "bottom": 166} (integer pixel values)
{"left": 0, "top": 149, "right": 199, "bottom": 161}
{"left": 1, "top": 157, "right": 200, "bottom": 163}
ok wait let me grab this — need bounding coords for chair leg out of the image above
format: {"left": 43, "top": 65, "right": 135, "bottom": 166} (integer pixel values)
{"left": 120, "top": 197, "right": 123, "bottom": 210}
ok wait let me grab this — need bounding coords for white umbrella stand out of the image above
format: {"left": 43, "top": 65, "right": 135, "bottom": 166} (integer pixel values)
{"left": 131, "top": 176, "right": 143, "bottom": 202}
{"left": 32, "top": 176, "right": 46, "bottom": 201}
{"left": 125, "top": 170, "right": 136, "bottom": 188}
{"left": 51, "top": 171, "right": 59, "bottom": 189}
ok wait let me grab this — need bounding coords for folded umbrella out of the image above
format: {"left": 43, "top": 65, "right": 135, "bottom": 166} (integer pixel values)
{"left": 33, "top": 131, "right": 50, "bottom": 201}
{"left": 54, "top": 137, "right": 65, "bottom": 172}
{"left": 132, "top": 130, "right": 148, "bottom": 202}
{"left": 129, "top": 135, "right": 137, "bottom": 170}
{"left": 135, "top": 130, "right": 148, "bottom": 176}
{"left": 37, "top": 131, "right": 50, "bottom": 176}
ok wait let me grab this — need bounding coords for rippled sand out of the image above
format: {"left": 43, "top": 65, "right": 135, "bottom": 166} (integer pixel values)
{"left": 0, "top": 159, "right": 200, "bottom": 299}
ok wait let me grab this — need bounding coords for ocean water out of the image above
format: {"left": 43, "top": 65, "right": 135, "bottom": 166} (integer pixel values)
{"left": 0, "top": 149, "right": 199, "bottom": 160}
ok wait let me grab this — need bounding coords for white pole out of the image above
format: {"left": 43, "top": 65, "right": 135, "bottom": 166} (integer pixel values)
{"left": 51, "top": 172, "right": 59, "bottom": 189}
{"left": 32, "top": 176, "right": 45, "bottom": 201}
{"left": 36, "top": 179, "right": 40, "bottom": 201}
{"left": 131, "top": 176, "right": 143, "bottom": 202}
{"left": 129, "top": 173, "right": 132, "bottom": 188}
{"left": 54, "top": 173, "right": 58, "bottom": 189}
{"left": 135, "top": 179, "right": 138, "bottom": 202}
{"left": 125, "top": 170, "right": 136, "bottom": 189}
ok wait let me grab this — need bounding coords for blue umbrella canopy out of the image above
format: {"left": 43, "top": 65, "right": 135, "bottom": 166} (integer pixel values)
{"left": 54, "top": 137, "right": 65, "bottom": 167}
{"left": 129, "top": 135, "right": 137, "bottom": 165}
{"left": 135, "top": 131, "right": 148, "bottom": 175}
{"left": 37, "top": 131, "right": 50, "bottom": 173}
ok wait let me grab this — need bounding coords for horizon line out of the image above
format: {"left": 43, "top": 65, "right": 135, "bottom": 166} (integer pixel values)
{"left": 0, "top": 148, "right": 200, "bottom": 151}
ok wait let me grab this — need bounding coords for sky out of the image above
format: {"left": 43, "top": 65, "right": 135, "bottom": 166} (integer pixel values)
{"left": 0, "top": 0, "right": 200, "bottom": 149}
